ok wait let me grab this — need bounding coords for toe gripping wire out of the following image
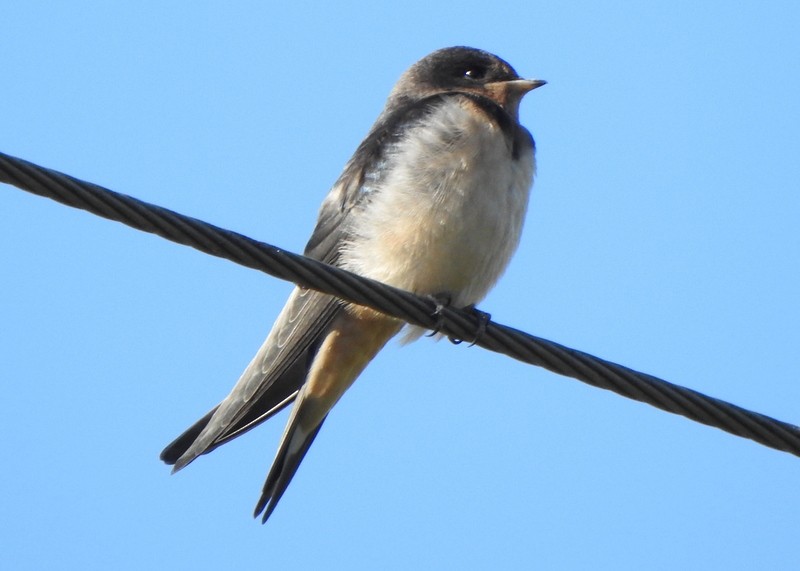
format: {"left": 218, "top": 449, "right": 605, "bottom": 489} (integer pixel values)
{"left": 2, "top": 150, "right": 800, "bottom": 458}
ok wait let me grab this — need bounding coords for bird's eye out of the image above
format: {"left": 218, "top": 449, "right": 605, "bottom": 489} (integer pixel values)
{"left": 463, "top": 67, "right": 486, "bottom": 80}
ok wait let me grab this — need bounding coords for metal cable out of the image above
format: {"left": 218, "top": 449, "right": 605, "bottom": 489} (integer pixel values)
{"left": 2, "top": 150, "right": 799, "bottom": 457}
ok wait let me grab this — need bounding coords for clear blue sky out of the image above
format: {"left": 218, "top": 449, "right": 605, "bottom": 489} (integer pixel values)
{"left": 3, "top": 2, "right": 799, "bottom": 569}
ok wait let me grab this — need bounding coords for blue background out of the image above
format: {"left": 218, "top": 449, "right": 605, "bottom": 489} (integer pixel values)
{"left": 2, "top": 2, "right": 799, "bottom": 569}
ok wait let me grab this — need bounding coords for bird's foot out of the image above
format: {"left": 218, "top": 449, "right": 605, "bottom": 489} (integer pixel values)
{"left": 425, "top": 293, "right": 491, "bottom": 346}
{"left": 449, "top": 304, "right": 491, "bottom": 347}
{"left": 425, "top": 292, "right": 453, "bottom": 337}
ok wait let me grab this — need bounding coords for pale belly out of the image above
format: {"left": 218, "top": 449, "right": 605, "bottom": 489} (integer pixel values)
{"left": 340, "top": 97, "right": 534, "bottom": 308}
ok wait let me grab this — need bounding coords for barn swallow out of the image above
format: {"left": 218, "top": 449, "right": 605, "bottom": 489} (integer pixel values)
{"left": 160, "top": 46, "right": 545, "bottom": 522}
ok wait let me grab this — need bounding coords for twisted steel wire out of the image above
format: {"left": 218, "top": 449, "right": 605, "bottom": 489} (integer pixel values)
{"left": 2, "top": 150, "right": 799, "bottom": 457}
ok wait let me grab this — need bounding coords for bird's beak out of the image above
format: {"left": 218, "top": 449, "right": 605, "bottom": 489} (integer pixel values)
{"left": 486, "top": 78, "right": 546, "bottom": 118}
{"left": 506, "top": 78, "right": 547, "bottom": 94}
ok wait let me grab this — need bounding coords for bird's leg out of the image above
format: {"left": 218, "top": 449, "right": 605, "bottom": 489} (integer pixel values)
{"left": 425, "top": 293, "right": 491, "bottom": 346}
{"left": 453, "top": 304, "right": 491, "bottom": 347}
{"left": 425, "top": 292, "right": 453, "bottom": 337}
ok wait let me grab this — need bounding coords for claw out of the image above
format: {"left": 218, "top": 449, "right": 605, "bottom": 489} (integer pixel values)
{"left": 448, "top": 304, "right": 491, "bottom": 346}
{"left": 424, "top": 294, "right": 491, "bottom": 345}
{"left": 425, "top": 292, "right": 453, "bottom": 337}
{"left": 466, "top": 305, "right": 491, "bottom": 346}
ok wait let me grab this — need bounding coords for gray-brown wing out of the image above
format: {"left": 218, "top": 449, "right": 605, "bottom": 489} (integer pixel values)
{"left": 162, "top": 94, "right": 459, "bottom": 469}
{"left": 165, "top": 286, "right": 342, "bottom": 471}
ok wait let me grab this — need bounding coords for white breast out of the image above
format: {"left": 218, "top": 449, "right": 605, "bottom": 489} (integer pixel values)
{"left": 341, "top": 97, "right": 534, "bottom": 310}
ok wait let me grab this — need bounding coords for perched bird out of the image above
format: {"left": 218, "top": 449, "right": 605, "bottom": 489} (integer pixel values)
{"left": 161, "top": 46, "right": 545, "bottom": 522}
